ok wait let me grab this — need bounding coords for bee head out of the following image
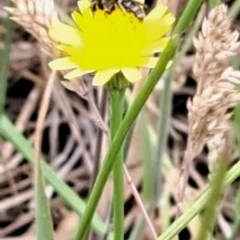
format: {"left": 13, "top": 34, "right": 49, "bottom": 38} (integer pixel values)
{"left": 101, "top": 0, "right": 116, "bottom": 12}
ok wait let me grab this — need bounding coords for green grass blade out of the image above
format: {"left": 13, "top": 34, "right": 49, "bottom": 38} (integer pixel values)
{"left": 35, "top": 161, "right": 54, "bottom": 240}
{"left": 34, "top": 75, "right": 55, "bottom": 240}
{"left": 228, "top": 182, "right": 240, "bottom": 240}
{"left": 196, "top": 155, "right": 227, "bottom": 240}
{"left": 229, "top": 0, "right": 240, "bottom": 20}
{"left": 172, "top": 0, "right": 203, "bottom": 35}
{"left": 208, "top": 0, "right": 221, "bottom": 8}
{"left": 229, "top": 2, "right": 240, "bottom": 237}
{"left": 0, "top": 114, "right": 108, "bottom": 236}
{"left": 153, "top": 71, "right": 172, "bottom": 206}
{"left": 140, "top": 112, "right": 154, "bottom": 207}
{"left": 0, "top": 1, "right": 12, "bottom": 117}
{"left": 229, "top": 95, "right": 240, "bottom": 240}
{"left": 157, "top": 160, "right": 240, "bottom": 240}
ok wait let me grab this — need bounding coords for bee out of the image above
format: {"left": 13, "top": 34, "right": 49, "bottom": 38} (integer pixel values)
{"left": 90, "top": 0, "right": 147, "bottom": 20}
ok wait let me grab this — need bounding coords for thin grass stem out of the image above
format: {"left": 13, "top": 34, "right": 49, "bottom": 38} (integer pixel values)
{"left": 153, "top": 70, "right": 172, "bottom": 208}
{"left": 157, "top": 159, "right": 240, "bottom": 240}
{"left": 0, "top": 1, "right": 12, "bottom": 118}
{"left": 140, "top": 112, "right": 154, "bottom": 208}
{"left": 229, "top": 0, "right": 240, "bottom": 20}
{"left": 196, "top": 152, "right": 227, "bottom": 240}
{"left": 208, "top": 0, "right": 221, "bottom": 8}
{"left": 34, "top": 72, "right": 56, "bottom": 240}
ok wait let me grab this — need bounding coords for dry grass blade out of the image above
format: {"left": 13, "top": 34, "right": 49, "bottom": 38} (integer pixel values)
{"left": 34, "top": 71, "right": 56, "bottom": 239}
{"left": 5, "top": 0, "right": 109, "bottom": 112}
{"left": 178, "top": 4, "right": 240, "bottom": 214}
{"left": 5, "top": 0, "right": 91, "bottom": 99}
{"left": 123, "top": 164, "right": 157, "bottom": 240}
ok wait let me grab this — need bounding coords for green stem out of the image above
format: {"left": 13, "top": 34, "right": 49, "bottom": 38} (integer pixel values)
{"left": 140, "top": 112, "right": 154, "bottom": 207}
{"left": 73, "top": 38, "right": 177, "bottom": 240}
{"left": 157, "top": 160, "right": 240, "bottom": 240}
{"left": 229, "top": 0, "right": 240, "bottom": 20}
{"left": 0, "top": 2, "right": 12, "bottom": 118}
{"left": 230, "top": 107, "right": 240, "bottom": 240}
{"left": 73, "top": 0, "right": 203, "bottom": 238}
{"left": 208, "top": 0, "right": 221, "bottom": 8}
{"left": 152, "top": 0, "right": 205, "bottom": 203}
{"left": 228, "top": 219, "right": 240, "bottom": 240}
{"left": 197, "top": 156, "right": 227, "bottom": 240}
{"left": 153, "top": 71, "right": 172, "bottom": 208}
{"left": 109, "top": 85, "right": 126, "bottom": 240}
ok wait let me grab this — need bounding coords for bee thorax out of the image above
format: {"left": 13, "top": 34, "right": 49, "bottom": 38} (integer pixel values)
{"left": 90, "top": 0, "right": 146, "bottom": 20}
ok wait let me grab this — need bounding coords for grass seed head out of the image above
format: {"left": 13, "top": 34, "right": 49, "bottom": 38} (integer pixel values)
{"left": 188, "top": 4, "right": 240, "bottom": 158}
{"left": 5, "top": 0, "right": 60, "bottom": 56}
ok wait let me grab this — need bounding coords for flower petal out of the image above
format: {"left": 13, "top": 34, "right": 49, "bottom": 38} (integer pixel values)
{"left": 93, "top": 69, "right": 120, "bottom": 86}
{"left": 78, "top": 0, "right": 91, "bottom": 11}
{"left": 121, "top": 68, "right": 142, "bottom": 83}
{"left": 77, "top": 0, "right": 92, "bottom": 18}
{"left": 72, "top": 11, "right": 86, "bottom": 30}
{"left": 50, "top": 20, "right": 82, "bottom": 45}
{"left": 48, "top": 3, "right": 174, "bottom": 87}
{"left": 144, "top": 14, "right": 174, "bottom": 42}
{"left": 145, "top": 5, "right": 175, "bottom": 25}
{"left": 142, "top": 37, "right": 170, "bottom": 55}
{"left": 64, "top": 68, "right": 94, "bottom": 80}
{"left": 145, "top": 4, "right": 168, "bottom": 22}
{"left": 137, "top": 57, "right": 158, "bottom": 68}
{"left": 144, "top": 5, "right": 175, "bottom": 42}
{"left": 57, "top": 45, "right": 83, "bottom": 56}
{"left": 49, "top": 57, "right": 79, "bottom": 70}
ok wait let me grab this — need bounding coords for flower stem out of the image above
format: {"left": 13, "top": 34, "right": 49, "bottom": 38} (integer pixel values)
{"left": 73, "top": 1, "right": 203, "bottom": 238}
{"left": 109, "top": 84, "right": 126, "bottom": 240}
{"left": 73, "top": 40, "right": 177, "bottom": 240}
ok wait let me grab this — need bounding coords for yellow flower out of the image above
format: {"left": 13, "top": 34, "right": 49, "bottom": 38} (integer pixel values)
{"left": 49, "top": 0, "right": 175, "bottom": 86}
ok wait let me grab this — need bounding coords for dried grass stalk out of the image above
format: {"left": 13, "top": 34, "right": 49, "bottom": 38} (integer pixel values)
{"left": 5, "top": 0, "right": 60, "bottom": 56}
{"left": 188, "top": 4, "right": 240, "bottom": 159}
{"left": 178, "top": 4, "right": 240, "bottom": 213}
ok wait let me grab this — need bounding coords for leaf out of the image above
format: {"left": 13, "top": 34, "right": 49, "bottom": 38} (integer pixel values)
{"left": 35, "top": 163, "right": 54, "bottom": 240}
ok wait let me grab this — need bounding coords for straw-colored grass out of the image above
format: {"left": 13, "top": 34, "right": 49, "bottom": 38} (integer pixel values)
{"left": 189, "top": 4, "right": 240, "bottom": 159}
{"left": 3, "top": 1, "right": 240, "bottom": 240}
{"left": 5, "top": 0, "right": 60, "bottom": 56}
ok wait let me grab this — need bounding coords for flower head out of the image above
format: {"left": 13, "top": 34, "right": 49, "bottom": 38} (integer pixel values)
{"left": 49, "top": 0, "right": 174, "bottom": 85}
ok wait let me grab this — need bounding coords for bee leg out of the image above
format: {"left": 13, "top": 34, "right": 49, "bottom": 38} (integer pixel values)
{"left": 89, "top": 0, "right": 98, "bottom": 11}
{"left": 117, "top": 0, "right": 127, "bottom": 13}
{"left": 133, "top": 1, "right": 148, "bottom": 10}
{"left": 142, "top": 3, "right": 148, "bottom": 10}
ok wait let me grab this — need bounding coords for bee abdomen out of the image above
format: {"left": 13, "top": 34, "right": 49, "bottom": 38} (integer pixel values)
{"left": 121, "top": 0, "right": 146, "bottom": 19}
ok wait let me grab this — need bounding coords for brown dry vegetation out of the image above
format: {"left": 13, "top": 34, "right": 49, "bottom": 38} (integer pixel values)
{"left": 1, "top": 0, "right": 240, "bottom": 240}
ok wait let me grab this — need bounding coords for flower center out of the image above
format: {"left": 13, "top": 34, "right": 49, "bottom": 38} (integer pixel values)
{"left": 79, "top": 7, "right": 146, "bottom": 69}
